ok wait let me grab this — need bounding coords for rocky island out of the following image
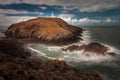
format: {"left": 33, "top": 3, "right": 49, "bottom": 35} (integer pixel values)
{"left": 5, "top": 18, "right": 83, "bottom": 45}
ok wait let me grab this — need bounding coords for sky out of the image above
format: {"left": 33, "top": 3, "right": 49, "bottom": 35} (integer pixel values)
{"left": 0, "top": 0, "right": 120, "bottom": 26}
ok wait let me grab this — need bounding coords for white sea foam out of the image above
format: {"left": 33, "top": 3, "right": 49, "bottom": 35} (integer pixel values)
{"left": 26, "top": 43, "right": 119, "bottom": 65}
{"left": 61, "top": 50, "right": 116, "bottom": 64}
{"left": 25, "top": 44, "right": 56, "bottom": 60}
{"left": 81, "top": 30, "right": 91, "bottom": 44}
{"left": 47, "top": 30, "right": 91, "bottom": 52}
{"left": 99, "top": 73, "right": 112, "bottom": 80}
{"left": 104, "top": 43, "right": 120, "bottom": 54}
{"left": 48, "top": 46, "right": 62, "bottom": 51}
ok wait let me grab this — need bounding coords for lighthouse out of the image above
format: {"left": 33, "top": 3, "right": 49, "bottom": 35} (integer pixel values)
{"left": 51, "top": 11, "right": 55, "bottom": 17}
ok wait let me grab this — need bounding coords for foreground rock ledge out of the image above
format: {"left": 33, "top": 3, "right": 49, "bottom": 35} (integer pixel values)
{"left": 5, "top": 18, "right": 83, "bottom": 45}
{"left": 0, "top": 40, "right": 102, "bottom": 80}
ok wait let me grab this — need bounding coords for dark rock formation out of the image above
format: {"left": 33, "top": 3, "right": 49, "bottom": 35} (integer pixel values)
{"left": 106, "top": 52, "right": 116, "bottom": 56}
{"left": 83, "top": 42, "right": 108, "bottom": 55}
{"left": 62, "top": 44, "right": 87, "bottom": 51}
{"left": 0, "top": 40, "right": 30, "bottom": 58}
{"left": 83, "top": 42, "right": 116, "bottom": 56}
{"left": 62, "top": 42, "right": 116, "bottom": 56}
{"left": 0, "top": 40, "right": 102, "bottom": 80}
{"left": 5, "top": 18, "right": 83, "bottom": 45}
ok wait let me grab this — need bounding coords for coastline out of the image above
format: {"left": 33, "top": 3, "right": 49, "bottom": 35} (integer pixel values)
{"left": 0, "top": 39, "right": 102, "bottom": 80}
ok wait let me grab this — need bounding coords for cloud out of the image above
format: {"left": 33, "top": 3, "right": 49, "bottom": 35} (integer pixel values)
{"left": 0, "top": 0, "right": 119, "bottom": 27}
{"left": 58, "top": 13, "right": 75, "bottom": 18}
{"left": 68, "top": 18, "right": 102, "bottom": 26}
{"left": 0, "top": 3, "right": 43, "bottom": 12}
{"left": 0, "top": 14, "right": 36, "bottom": 26}
{"left": 40, "top": 6, "right": 47, "bottom": 10}
{"left": 0, "top": 9, "right": 44, "bottom": 15}
{"left": 79, "top": 3, "right": 120, "bottom": 12}
{"left": 0, "top": 0, "right": 54, "bottom": 5}
{"left": 0, "top": 12, "right": 119, "bottom": 26}
{"left": 0, "top": 0, "right": 120, "bottom": 12}
{"left": 63, "top": 6, "right": 76, "bottom": 11}
{"left": 57, "top": 13, "right": 102, "bottom": 25}
{"left": 105, "top": 18, "right": 112, "bottom": 23}
{"left": 54, "top": 0, "right": 120, "bottom": 12}
{"left": 57, "top": 14, "right": 119, "bottom": 26}
{"left": 58, "top": 14, "right": 100, "bottom": 24}
{"left": 57, "top": 13, "right": 76, "bottom": 22}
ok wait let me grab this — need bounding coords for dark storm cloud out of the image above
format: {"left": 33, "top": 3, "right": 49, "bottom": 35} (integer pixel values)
{"left": 0, "top": 0, "right": 120, "bottom": 12}
{"left": 54, "top": 0, "right": 120, "bottom": 12}
{"left": 0, "top": 3, "right": 78, "bottom": 16}
{"left": 0, "top": 3, "right": 48, "bottom": 12}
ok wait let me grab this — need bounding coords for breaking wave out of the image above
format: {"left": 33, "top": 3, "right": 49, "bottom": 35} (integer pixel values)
{"left": 25, "top": 30, "right": 120, "bottom": 65}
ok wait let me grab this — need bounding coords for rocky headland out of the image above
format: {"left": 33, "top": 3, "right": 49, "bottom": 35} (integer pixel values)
{"left": 5, "top": 18, "right": 83, "bottom": 45}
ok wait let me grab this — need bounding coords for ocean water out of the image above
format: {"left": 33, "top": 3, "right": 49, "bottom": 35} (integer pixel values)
{"left": 27, "top": 26, "right": 120, "bottom": 80}
{"left": 77, "top": 26, "right": 120, "bottom": 80}
{"left": 1, "top": 26, "right": 120, "bottom": 80}
{"left": 0, "top": 26, "right": 7, "bottom": 38}
{"left": 83, "top": 26, "right": 120, "bottom": 49}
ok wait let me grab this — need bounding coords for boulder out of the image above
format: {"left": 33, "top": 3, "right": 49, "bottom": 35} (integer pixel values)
{"left": 83, "top": 42, "right": 108, "bottom": 55}
{"left": 5, "top": 18, "right": 83, "bottom": 45}
{"left": 83, "top": 42, "right": 116, "bottom": 56}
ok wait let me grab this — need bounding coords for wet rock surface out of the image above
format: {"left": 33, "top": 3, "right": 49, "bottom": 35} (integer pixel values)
{"left": 0, "top": 40, "right": 102, "bottom": 80}
{"left": 62, "top": 42, "right": 116, "bottom": 56}
{"left": 83, "top": 42, "right": 108, "bottom": 55}
{"left": 62, "top": 44, "right": 87, "bottom": 52}
{"left": 83, "top": 42, "right": 116, "bottom": 56}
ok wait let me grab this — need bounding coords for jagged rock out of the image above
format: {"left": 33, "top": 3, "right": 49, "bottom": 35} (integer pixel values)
{"left": 62, "top": 44, "right": 87, "bottom": 51}
{"left": 106, "top": 52, "right": 116, "bottom": 56}
{"left": 83, "top": 42, "right": 116, "bottom": 56}
{"left": 5, "top": 18, "right": 83, "bottom": 45}
{"left": 83, "top": 42, "right": 108, "bottom": 55}
{"left": 62, "top": 42, "right": 116, "bottom": 56}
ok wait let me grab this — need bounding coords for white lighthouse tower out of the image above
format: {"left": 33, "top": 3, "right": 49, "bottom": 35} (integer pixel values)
{"left": 51, "top": 11, "right": 55, "bottom": 17}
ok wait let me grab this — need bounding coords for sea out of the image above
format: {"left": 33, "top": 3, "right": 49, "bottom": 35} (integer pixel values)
{"left": 0, "top": 26, "right": 120, "bottom": 80}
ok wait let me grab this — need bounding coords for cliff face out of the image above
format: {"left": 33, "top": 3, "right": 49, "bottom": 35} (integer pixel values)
{"left": 5, "top": 18, "right": 83, "bottom": 45}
